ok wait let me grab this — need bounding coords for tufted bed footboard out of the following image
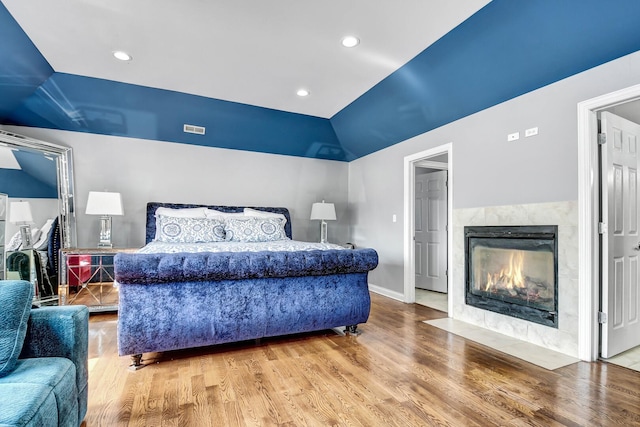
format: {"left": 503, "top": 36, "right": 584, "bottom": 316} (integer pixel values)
{"left": 113, "top": 203, "right": 378, "bottom": 368}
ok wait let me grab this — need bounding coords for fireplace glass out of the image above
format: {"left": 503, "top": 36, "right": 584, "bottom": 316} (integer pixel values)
{"left": 465, "top": 226, "right": 558, "bottom": 328}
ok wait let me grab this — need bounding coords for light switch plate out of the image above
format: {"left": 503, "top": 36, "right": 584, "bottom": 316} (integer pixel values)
{"left": 525, "top": 127, "right": 539, "bottom": 137}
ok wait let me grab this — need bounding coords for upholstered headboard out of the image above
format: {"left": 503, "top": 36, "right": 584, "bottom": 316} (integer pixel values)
{"left": 145, "top": 202, "right": 293, "bottom": 244}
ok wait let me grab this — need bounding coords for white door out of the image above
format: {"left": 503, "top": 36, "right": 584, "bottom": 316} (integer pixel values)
{"left": 415, "top": 170, "right": 448, "bottom": 292}
{"left": 601, "top": 111, "right": 640, "bottom": 358}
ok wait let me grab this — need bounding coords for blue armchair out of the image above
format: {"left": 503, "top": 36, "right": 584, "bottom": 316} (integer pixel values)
{"left": 0, "top": 280, "right": 88, "bottom": 427}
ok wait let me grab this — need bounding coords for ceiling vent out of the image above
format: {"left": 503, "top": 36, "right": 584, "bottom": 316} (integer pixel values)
{"left": 183, "top": 124, "right": 205, "bottom": 135}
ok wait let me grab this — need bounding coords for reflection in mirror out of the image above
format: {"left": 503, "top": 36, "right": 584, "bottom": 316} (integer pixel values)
{"left": 0, "top": 130, "right": 76, "bottom": 250}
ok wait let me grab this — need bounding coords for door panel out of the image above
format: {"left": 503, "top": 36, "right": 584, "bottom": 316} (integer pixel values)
{"left": 601, "top": 111, "right": 640, "bottom": 358}
{"left": 415, "top": 170, "right": 447, "bottom": 292}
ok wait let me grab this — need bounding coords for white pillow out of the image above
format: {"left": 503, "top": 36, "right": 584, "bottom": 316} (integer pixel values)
{"left": 204, "top": 208, "right": 245, "bottom": 219}
{"left": 155, "top": 207, "right": 208, "bottom": 218}
{"left": 30, "top": 227, "right": 41, "bottom": 244}
{"left": 243, "top": 208, "right": 287, "bottom": 225}
{"left": 33, "top": 219, "right": 55, "bottom": 250}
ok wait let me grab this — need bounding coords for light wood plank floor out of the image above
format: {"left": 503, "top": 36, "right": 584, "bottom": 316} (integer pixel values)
{"left": 85, "top": 293, "right": 640, "bottom": 426}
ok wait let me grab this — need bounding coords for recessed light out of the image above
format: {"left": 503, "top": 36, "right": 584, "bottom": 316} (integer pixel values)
{"left": 341, "top": 36, "right": 360, "bottom": 48}
{"left": 297, "top": 89, "right": 310, "bottom": 97}
{"left": 113, "top": 50, "right": 132, "bottom": 61}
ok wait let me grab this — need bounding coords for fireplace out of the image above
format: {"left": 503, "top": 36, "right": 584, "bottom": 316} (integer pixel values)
{"left": 464, "top": 225, "right": 558, "bottom": 328}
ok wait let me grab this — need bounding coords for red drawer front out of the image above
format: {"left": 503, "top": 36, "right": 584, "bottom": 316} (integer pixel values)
{"left": 67, "top": 254, "right": 92, "bottom": 286}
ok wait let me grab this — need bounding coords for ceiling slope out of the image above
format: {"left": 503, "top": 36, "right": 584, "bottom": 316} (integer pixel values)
{"left": 8, "top": 73, "right": 346, "bottom": 160}
{"left": 0, "top": 1, "right": 53, "bottom": 118}
{"left": 331, "top": 0, "right": 640, "bottom": 159}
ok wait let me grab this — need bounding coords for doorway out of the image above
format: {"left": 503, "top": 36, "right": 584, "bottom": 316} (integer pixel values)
{"left": 403, "top": 143, "right": 453, "bottom": 315}
{"left": 598, "top": 107, "right": 640, "bottom": 367}
{"left": 577, "top": 83, "right": 640, "bottom": 362}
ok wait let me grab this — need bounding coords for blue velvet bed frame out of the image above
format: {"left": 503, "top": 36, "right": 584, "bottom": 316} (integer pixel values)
{"left": 114, "top": 202, "right": 378, "bottom": 368}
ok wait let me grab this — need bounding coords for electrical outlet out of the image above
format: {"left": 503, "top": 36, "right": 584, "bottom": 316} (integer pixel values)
{"left": 525, "top": 127, "right": 539, "bottom": 137}
{"left": 507, "top": 132, "right": 520, "bottom": 142}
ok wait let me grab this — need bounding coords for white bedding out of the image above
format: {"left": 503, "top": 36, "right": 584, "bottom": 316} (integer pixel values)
{"left": 138, "top": 240, "right": 346, "bottom": 254}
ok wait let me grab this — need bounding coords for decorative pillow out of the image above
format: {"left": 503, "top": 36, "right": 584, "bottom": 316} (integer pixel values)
{"left": 0, "top": 280, "right": 34, "bottom": 377}
{"left": 224, "top": 217, "right": 288, "bottom": 242}
{"left": 243, "top": 208, "right": 287, "bottom": 225}
{"left": 6, "top": 232, "right": 21, "bottom": 251}
{"left": 154, "top": 208, "right": 210, "bottom": 240}
{"left": 155, "top": 215, "right": 226, "bottom": 243}
{"left": 204, "top": 209, "right": 245, "bottom": 219}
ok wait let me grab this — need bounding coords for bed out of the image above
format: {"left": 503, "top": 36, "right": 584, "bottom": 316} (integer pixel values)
{"left": 114, "top": 202, "right": 378, "bottom": 368}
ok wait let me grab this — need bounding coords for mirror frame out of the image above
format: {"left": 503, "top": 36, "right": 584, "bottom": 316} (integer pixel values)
{"left": 0, "top": 130, "right": 77, "bottom": 248}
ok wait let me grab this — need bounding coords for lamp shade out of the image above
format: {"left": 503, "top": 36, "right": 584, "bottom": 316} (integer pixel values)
{"left": 310, "top": 202, "right": 336, "bottom": 221}
{"left": 86, "top": 191, "right": 124, "bottom": 216}
{"left": 9, "top": 201, "right": 33, "bottom": 223}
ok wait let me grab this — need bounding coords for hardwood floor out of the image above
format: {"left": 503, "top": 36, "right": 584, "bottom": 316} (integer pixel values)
{"left": 85, "top": 293, "right": 640, "bottom": 426}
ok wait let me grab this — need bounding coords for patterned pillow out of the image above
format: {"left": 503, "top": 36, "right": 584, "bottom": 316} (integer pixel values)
{"left": 224, "top": 217, "right": 288, "bottom": 242}
{"left": 155, "top": 215, "right": 226, "bottom": 243}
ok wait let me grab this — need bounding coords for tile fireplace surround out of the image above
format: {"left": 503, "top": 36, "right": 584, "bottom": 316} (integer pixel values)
{"left": 453, "top": 201, "right": 578, "bottom": 357}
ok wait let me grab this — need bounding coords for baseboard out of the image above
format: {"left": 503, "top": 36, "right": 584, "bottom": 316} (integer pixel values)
{"left": 368, "top": 284, "right": 405, "bottom": 302}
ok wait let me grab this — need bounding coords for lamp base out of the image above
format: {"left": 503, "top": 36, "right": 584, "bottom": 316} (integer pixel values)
{"left": 98, "top": 216, "right": 113, "bottom": 248}
{"left": 319, "top": 220, "right": 328, "bottom": 244}
{"left": 19, "top": 224, "right": 33, "bottom": 249}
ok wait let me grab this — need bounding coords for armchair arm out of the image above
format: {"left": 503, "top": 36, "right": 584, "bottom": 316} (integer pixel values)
{"left": 20, "top": 305, "right": 89, "bottom": 421}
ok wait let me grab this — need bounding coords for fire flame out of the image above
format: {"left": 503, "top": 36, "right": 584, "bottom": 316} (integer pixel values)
{"left": 484, "top": 250, "right": 525, "bottom": 291}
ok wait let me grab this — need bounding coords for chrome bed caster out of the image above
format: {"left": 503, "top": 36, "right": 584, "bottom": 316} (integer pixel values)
{"left": 128, "top": 354, "right": 144, "bottom": 371}
{"left": 344, "top": 325, "right": 361, "bottom": 336}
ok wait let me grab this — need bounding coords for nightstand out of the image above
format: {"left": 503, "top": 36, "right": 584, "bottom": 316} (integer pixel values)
{"left": 58, "top": 248, "right": 138, "bottom": 312}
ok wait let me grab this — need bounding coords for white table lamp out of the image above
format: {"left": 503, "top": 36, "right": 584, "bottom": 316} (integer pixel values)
{"left": 9, "top": 201, "right": 34, "bottom": 249}
{"left": 310, "top": 201, "right": 336, "bottom": 243}
{"left": 86, "top": 191, "right": 123, "bottom": 248}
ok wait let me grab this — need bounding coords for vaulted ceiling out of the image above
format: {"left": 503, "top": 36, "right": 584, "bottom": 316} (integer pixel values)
{"left": 2, "top": 0, "right": 640, "bottom": 161}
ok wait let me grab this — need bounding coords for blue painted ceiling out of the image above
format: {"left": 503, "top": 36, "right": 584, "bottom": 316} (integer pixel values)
{"left": 1, "top": 0, "right": 640, "bottom": 162}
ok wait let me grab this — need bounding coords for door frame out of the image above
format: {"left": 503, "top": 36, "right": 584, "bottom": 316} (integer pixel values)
{"left": 578, "top": 83, "right": 640, "bottom": 361}
{"left": 403, "top": 142, "right": 453, "bottom": 314}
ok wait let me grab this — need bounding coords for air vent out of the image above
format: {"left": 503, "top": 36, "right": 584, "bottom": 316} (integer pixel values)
{"left": 183, "top": 124, "right": 205, "bottom": 135}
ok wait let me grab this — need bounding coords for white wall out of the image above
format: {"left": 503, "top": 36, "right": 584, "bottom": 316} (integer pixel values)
{"left": 349, "top": 49, "right": 640, "bottom": 294}
{"left": 3, "top": 127, "right": 350, "bottom": 249}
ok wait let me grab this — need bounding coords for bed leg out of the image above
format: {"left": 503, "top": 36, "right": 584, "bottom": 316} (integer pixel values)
{"left": 128, "top": 354, "right": 144, "bottom": 371}
{"left": 344, "top": 325, "right": 361, "bottom": 336}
